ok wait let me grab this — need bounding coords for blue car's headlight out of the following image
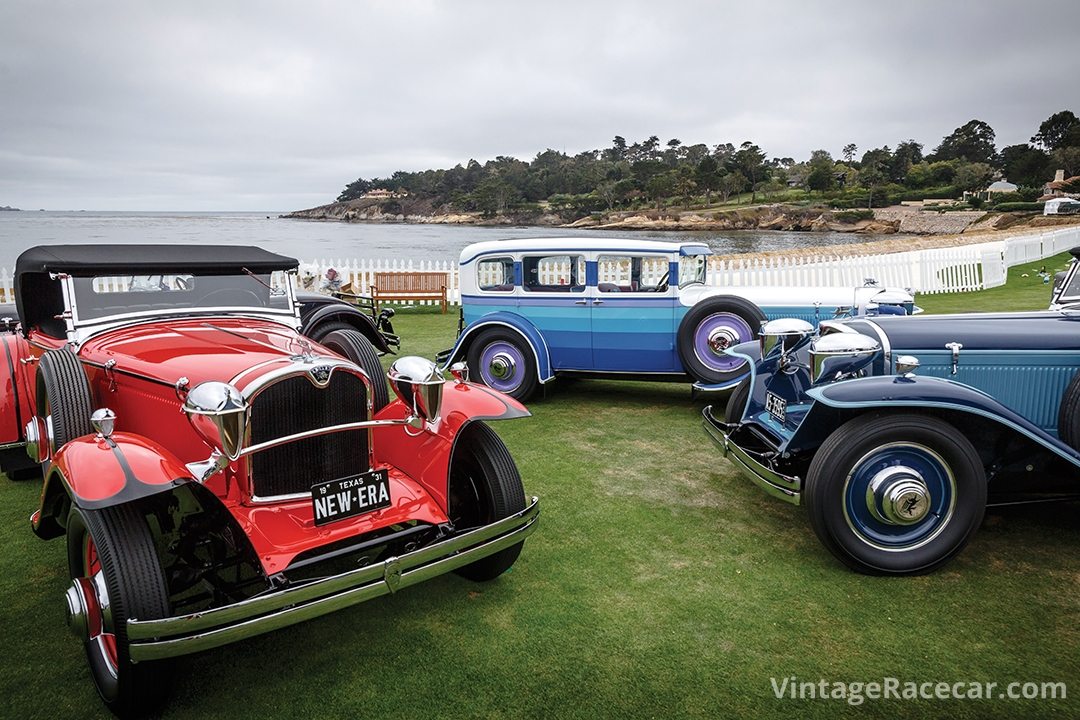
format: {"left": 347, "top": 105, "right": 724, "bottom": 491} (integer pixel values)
{"left": 809, "top": 332, "right": 881, "bottom": 383}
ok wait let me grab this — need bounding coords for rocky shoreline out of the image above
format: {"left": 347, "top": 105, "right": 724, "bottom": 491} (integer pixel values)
{"left": 282, "top": 197, "right": 1080, "bottom": 242}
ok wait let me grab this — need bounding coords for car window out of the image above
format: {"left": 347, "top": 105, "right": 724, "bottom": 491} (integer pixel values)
{"left": 679, "top": 255, "right": 707, "bottom": 287}
{"left": 522, "top": 255, "right": 586, "bottom": 293}
{"left": 476, "top": 257, "right": 514, "bottom": 292}
{"left": 597, "top": 255, "right": 669, "bottom": 293}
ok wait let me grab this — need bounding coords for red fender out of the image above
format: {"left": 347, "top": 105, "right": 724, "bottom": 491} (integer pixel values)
{"left": 371, "top": 380, "right": 529, "bottom": 514}
{"left": 0, "top": 334, "right": 34, "bottom": 446}
{"left": 33, "top": 431, "right": 195, "bottom": 538}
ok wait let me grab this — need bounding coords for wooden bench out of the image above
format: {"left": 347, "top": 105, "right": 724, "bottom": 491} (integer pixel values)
{"left": 370, "top": 271, "right": 449, "bottom": 313}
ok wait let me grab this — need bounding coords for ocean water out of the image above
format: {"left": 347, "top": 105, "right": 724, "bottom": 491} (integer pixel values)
{"left": 0, "top": 210, "right": 892, "bottom": 270}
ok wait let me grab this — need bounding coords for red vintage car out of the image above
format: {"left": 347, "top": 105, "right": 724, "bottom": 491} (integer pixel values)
{"left": 1, "top": 245, "right": 539, "bottom": 717}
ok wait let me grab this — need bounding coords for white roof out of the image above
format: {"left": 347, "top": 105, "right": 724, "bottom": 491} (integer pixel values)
{"left": 459, "top": 237, "right": 712, "bottom": 263}
{"left": 987, "top": 180, "right": 1018, "bottom": 191}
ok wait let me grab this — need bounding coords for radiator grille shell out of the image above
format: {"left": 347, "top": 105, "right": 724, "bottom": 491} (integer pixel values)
{"left": 249, "top": 370, "right": 369, "bottom": 499}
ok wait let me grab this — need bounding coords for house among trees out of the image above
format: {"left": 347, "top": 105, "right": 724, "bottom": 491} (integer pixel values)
{"left": 1041, "top": 169, "right": 1080, "bottom": 200}
{"left": 361, "top": 188, "right": 407, "bottom": 199}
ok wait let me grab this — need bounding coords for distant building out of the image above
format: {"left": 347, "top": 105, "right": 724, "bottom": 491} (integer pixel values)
{"left": 1040, "top": 169, "right": 1080, "bottom": 201}
{"left": 963, "top": 179, "right": 1018, "bottom": 202}
{"left": 361, "top": 188, "right": 408, "bottom": 199}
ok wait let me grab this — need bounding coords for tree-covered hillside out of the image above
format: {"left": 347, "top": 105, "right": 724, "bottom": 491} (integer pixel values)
{"left": 336, "top": 111, "right": 1080, "bottom": 218}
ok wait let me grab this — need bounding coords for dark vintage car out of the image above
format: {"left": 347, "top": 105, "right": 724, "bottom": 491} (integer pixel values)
{"left": 704, "top": 253, "right": 1080, "bottom": 575}
{"left": 0, "top": 245, "right": 539, "bottom": 716}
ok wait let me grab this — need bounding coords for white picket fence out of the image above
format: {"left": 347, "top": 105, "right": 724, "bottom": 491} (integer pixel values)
{"left": 2, "top": 226, "right": 1078, "bottom": 305}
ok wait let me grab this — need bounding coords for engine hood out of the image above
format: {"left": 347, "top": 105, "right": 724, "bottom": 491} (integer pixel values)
{"left": 78, "top": 317, "right": 328, "bottom": 389}
{"left": 847, "top": 310, "right": 1080, "bottom": 352}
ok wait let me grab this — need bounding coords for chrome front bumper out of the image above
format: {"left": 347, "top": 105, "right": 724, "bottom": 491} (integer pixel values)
{"left": 701, "top": 408, "right": 802, "bottom": 505}
{"left": 126, "top": 497, "right": 540, "bottom": 662}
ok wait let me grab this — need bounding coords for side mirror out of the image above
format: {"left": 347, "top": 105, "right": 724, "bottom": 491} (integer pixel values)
{"left": 387, "top": 356, "right": 445, "bottom": 423}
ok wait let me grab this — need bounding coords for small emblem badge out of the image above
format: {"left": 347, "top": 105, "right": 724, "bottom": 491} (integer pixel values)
{"left": 309, "top": 365, "right": 333, "bottom": 385}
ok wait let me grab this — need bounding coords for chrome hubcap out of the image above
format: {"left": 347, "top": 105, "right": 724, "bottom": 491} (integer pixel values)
{"left": 488, "top": 352, "right": 516, "bottom": 380}
{"left": 707, "top": 328, "right": 738, "bottom": 356}
{"left": 866, "top": 466, "right": 931, "bottom": 525}
{"left": 65, "top": 577, "right": 94, "bottom": 640}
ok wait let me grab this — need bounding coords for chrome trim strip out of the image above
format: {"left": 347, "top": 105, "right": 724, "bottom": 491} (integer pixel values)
{"left": 240, "top": 417, "right": 412, "bottom": 457}
{"left": 701, "top": 409, "right": 801, "bottom": 505}
{"left": 858, "top": 318, "right": 891, "bottom": 371}
{"left": 126, "top": 497, "right": 540, "bottom": 660}
{"left": 0, "top": 441, "right": 27, "bottom": 450}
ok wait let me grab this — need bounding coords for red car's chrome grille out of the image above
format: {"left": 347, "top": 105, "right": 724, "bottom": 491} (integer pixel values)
{"left": 249, "top": 371, "right": 369, "bottom": 499}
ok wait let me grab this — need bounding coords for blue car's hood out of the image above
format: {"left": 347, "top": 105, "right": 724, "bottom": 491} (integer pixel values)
{"left": 847, "top": 311, "right": 1080, "bottom": 352}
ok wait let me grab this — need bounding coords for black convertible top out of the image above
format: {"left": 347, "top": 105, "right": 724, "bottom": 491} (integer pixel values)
{"left": 15, "top": 244, "right": 298, "bottom": 277}
{"left": 14, "top": 245, "right": 299, "bottom": 336}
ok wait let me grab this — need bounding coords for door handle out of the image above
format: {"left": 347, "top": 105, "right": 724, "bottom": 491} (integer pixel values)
{"left": 574, "top": 299, "right": 588, "bottom": 305}
{"left": 592, "top": 299, "right": 604, "bottom": 305}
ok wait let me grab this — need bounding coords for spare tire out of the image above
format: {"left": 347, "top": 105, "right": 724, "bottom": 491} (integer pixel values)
{"left": 677, "top": 296, "right": 766, "bottom": 385}
{"left": 1057, "top": 370, "right": 1080, "bottom": 450}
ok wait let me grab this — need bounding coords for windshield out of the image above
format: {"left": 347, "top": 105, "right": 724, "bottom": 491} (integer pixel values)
{"left": 679, "top": 255, "right": 707, "bottom": 287}
{"left": 71, "top": 271, "right": 294, "bottom": 324}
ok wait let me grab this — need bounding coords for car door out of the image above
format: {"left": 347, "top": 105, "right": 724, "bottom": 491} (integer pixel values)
{"left": 591, "top": 253, "right": 678, "bottom": 372}
{"left": 519, "top": 253, "right": 591, "bottom": 369}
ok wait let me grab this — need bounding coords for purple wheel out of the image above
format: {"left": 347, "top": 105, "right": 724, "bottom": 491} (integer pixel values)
{"left": 692, "top": 312, "right": 754, "bottom": 373}
{"left": 676, "top": 297, "right": 766, "bottom": 385}
{"left": 466, "top": 329, "right": 538, "bottom": 401}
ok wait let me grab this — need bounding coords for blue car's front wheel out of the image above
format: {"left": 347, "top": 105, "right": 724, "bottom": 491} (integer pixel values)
{"left": 466, "top": 329, "right": 539, "bottom": 402}
{"left": 804, "top": 413, "right": 986, "bottom": 575}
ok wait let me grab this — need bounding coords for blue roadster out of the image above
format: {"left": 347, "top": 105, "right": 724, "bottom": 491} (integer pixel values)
{"left": 705, "top": 252, "right": 1080, "bottom": 574}
{"left": 438, "top": 238, "right": 917, "bottom": 400}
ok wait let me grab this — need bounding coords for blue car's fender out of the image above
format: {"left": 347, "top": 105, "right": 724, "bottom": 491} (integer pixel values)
{"left": 441, "top": 312, "right": 554, "bottom": 383}
{"left": 788, "top": 374, "right": 1080, "bottom": 466}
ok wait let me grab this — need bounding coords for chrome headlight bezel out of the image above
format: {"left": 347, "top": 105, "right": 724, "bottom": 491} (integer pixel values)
{"left": 809, "top": 331, "right": 881, "bottom": 383}
{"left": 182, "top": 381, "right": 249, "bottom": 461}
{"left": 759, "top": 318, "right": 815, "bottom": 360}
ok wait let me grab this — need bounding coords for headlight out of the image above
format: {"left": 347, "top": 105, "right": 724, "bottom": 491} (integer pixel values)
{"left": 182, "top": 382, "right": 249, "bottom": 461}
{"left": 809, "top": 332, "right": 880, "bottom": 382}
{"left": 759, "top": 318, "right": 815, "bottom": 358}
{"left": 871, "top": 289, "right": 916, "bottom": 316}
{"left": 388, "top": 356, "right": 445, "bottom": 423}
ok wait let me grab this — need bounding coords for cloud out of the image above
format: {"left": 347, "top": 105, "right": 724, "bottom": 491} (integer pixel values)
{"left": 0, "top": 0, "right": 1078, "bottom": 209}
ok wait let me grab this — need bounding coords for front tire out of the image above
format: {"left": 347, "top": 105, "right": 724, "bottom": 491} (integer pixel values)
{"left": 35, "top": 349, "right": 94, "bottom": 473}
{"left": 725, "top": 377, "right": 751, "bottom": 422}
{"left": 465, "top": 329, "right": 538, "bottom": 402}
{"left": 319, "top": 329, "right": 390, "bottom": 412}
{"left": 677, "top": 297, "right": 765, "bottom": 385}
{"left": 66, "top": 505, "right": 173, "bottom": 717}
{"left": 804, "top": 413, "right": 986, "bottom": 575}
{"left": 449, "top": 422, "right": 527, "bottom": 581}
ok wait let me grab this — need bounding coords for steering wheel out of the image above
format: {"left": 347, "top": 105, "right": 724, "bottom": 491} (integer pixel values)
{"left": 174, "top": 276, "right": 192, "bottom": 291}
{"left": 194, "top": 288, "right": 264, "bottom": 307}
{"left": 654, "top": 271, "right": 670, "bottom": 292}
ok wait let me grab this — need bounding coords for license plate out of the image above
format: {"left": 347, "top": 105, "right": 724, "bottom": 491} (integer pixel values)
{"left": 765, "top": 391, "right": 787, "bottom": 422}
{"left": 311, "top": 469, "right": 392, "bottom": 526}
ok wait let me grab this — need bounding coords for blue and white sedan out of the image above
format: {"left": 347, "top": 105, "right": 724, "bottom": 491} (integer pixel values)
{"left": 438, "top": 238, "right": 917, "bottom": 400}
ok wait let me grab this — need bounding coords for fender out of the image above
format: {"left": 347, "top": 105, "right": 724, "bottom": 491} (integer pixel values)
{"left": 0, "top": 334, "right": 31, "bottom": 447}
{"left": 301, "top": 302, "right": 392, "bottom": 353}
{"left": 790, "top": 374, "right": 1080, "bottom": 466}
{"left": 440, "top": 312, "right": 553, "bottom": 383}
{"left": 371, "top": 380, "right": 530, "bottom": 514}
{"left": 692, "top": 339, "right": 760, "bottom": 393}
{"left": 33, "top": 432, "right": 196, "bottom": 539}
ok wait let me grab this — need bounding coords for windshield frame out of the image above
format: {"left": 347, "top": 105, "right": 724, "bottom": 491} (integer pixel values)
{"left": 57, "top": 270, "right": 302, "bottom": 345}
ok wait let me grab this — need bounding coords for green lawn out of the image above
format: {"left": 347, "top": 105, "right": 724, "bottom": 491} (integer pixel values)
{"left": 2, "top": 283, "right": 1078, "bottom": 719}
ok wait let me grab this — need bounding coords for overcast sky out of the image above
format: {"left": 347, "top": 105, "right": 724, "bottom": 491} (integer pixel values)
{"left": 1, "top": 0, "right": 1077, "bottom": 211}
